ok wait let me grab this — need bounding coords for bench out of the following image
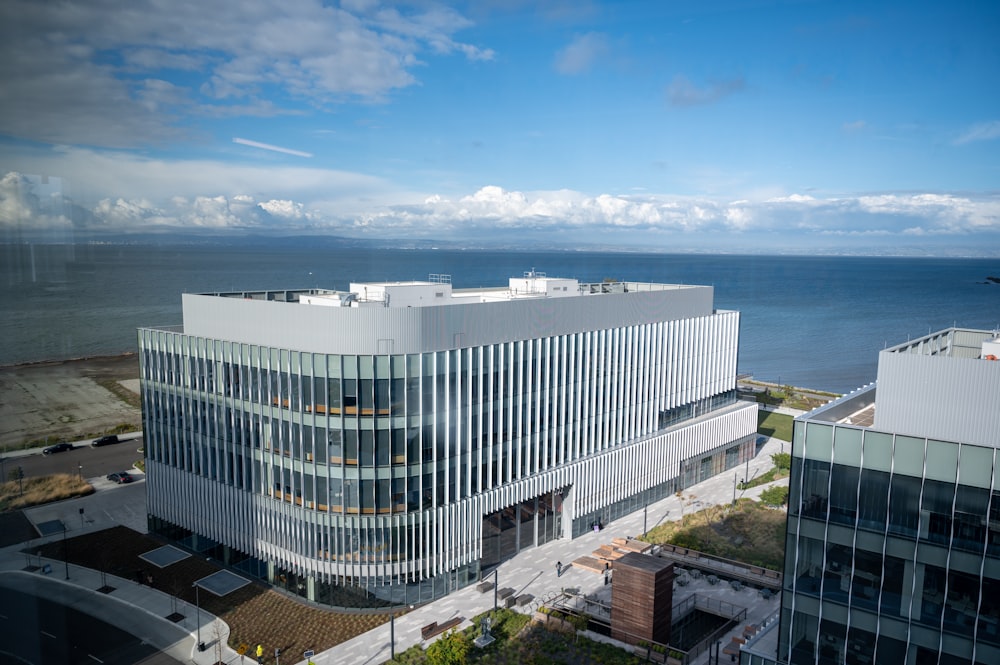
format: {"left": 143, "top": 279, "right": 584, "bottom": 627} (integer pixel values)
{"left": 421, "top": 617, "right": 463, "bottom": 641}
{"left": 476, "top": 581, "right": 494, "bottom": 593}
{"left": 722, "top": 637, "right": 746, "bottom": 662}
{"left": 497, "top": 587, "right": 515, "bottom": 600}
{"left": 516, "top": 593, "right": 534, "bottom": 607}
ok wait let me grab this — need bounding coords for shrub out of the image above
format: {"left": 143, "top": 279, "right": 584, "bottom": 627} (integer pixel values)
{"left": 760, "top": 485, "right": 789, "bottom": 507}
{"left": 425, "top": 629, "right": 470, "bottom": 665}
{"left": 771, "top": 452, "right": 791, "bottom": 470}
{"left": 568, "top": 614, "right": 589, "bottom": 631}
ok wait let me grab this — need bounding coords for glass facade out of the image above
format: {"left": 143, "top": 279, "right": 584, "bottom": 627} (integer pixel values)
{"left": 780, "top": 418, "right": 1000, "bottom": 665}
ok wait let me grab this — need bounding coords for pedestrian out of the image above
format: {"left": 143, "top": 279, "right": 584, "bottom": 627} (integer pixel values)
{"left": 557, "top": 561, "right": 562, "bottom": 577}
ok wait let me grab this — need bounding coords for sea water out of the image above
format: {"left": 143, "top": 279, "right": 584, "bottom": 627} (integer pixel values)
{"left": 2, "top": 242, "right": 998, "bottom": 394}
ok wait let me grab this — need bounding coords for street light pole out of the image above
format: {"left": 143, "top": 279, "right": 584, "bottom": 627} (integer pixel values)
{"left": 62, "top": 525, "right": 69, "bottom": 580}
{"left": 493, "top": 569, "right": 498, "bottom": 615}
{"left": 194, "top": 582, "right": 205, "bottom": 652}
{"left": 390, "top": 604, "right": 414, "bottom": 660}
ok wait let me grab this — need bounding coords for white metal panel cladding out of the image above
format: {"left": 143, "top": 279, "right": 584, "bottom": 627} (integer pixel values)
{"left": 181, "top": 285, "right": 717, "bottom": 356}
{"left": 146, "top": 402, "right": 756, "bottom": 582}
{"left": 876, "top": 350, "right": 1000, "bottom": 448}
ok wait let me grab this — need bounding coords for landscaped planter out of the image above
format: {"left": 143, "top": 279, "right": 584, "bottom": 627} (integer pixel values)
{"left": 533, "top": 610, "right": 576, "bottom": 634}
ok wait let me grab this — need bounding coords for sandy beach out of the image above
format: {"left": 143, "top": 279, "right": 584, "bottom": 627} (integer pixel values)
{"left": 0, "top": 354, "right": 142, "bottom": 449}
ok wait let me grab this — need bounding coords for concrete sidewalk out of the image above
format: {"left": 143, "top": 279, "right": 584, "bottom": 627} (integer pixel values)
{"left": 312, "top": 436, "right": 789, "bottom": 665}
{"left": 0, "top": 435, "right": 789, "bottom": 665}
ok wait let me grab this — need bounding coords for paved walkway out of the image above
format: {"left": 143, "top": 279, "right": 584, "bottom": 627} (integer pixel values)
{"left": 0, "top": 436, "right": 790, "bottom": 665}
{"left": 308, "top": 436, "right": 789, "bottom": 665}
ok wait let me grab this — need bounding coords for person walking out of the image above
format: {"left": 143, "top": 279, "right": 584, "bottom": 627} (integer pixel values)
{"left": 557, "top": 561, "right": 563, "bottom": 577}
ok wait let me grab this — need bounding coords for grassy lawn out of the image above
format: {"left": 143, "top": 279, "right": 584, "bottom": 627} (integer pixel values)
{"left": 640, "top": 499, "right": 786, "bottom": 571}
{"left": 738, "top": 453, "right": 791, "bottom": 490}
{"left": 0, "top": 474, "right": 94, "bottom": 511}
{"left": 737, "top": 465, "right": 788, "bottom": 490}
{"left": 757, "top": 410, "right": 793, "bottom": 442}
{"left": 388, "top": 608, "right": 646, "bottom": 665}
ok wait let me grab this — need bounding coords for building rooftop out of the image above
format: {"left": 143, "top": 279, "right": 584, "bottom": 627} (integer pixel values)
{"left": 198, "top": 271, "right": 702, "bottom": 309}
{"left": 799, "top": 327, "right": 1000, "bottom": 445}
{"left": 884, "top": 326, "right": 1000, "bottom": 360}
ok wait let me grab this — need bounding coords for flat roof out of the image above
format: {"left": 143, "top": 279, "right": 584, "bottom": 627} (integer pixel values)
{"left": 196, "top": 278, "right": 704, "bottom": 309}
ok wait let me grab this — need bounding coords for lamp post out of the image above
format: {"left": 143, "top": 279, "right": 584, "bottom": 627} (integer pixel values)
{"left": 193, "top": 582, "right": 205, "bottom": 652}
{"left": 62, "top": 525, "right": 69, "bottom": 580}
{"left": 389, "top": 604, "right": 414, "bottom": 660}
{"left": 492, "top": 569, "right": 499, "bottom": 615}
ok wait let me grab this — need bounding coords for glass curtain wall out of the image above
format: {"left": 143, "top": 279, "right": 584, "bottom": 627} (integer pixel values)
{"left": 781, "top": 420, "right": 1000, "bottom": 665}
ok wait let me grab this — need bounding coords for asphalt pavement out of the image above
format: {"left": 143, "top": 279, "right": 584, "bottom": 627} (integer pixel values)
{"left": 0, "top": 425, "right": 798, "bottom": 665}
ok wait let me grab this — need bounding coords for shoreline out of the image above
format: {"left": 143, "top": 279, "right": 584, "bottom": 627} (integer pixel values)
{"left": 0, "top": 351, "right": 137, "bottom": 372}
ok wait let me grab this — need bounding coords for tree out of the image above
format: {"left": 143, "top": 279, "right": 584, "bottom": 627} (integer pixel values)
{"left": 771, "top": 452, "right": 791, "bottom": 471}
{"left": 426, "top": 629, "right": 471, "bottom": 665}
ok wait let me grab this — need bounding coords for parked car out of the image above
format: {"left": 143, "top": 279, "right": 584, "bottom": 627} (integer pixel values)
{"left": 91, "top": 434, "right": 120, "bottom": 447}
{"left": 42, "top": 442, "right": 74, "bottom": 455}
{"left": 107, "top": 471, "right": 133, "bottom": 484}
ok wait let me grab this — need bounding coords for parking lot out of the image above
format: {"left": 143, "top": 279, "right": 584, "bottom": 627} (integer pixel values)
{"left": 0, "top": 354, "right": 141, "bottom": 449}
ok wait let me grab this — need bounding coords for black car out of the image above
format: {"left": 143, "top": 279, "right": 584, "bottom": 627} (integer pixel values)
{"left": 91, "top": 435, "right": 120, "bottom": 447}
{"left": 107, "top": 472, "right": 133, "bottom": 484}
{"left": 42, "top": 442, "right": 73, "bottom": 455}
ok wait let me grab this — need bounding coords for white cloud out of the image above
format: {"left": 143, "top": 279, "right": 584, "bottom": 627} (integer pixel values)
{"left": 0, "top": 0, "right": 494, "bottom": 147}
{"left": 953, "top": 120, "right": 1000, "bottom": 145}
{"left": 842, "top": 120, "right": 866, "bottom": 134}
{"left": 667, "top": 75, "right": 745, "bottom": 107}
{"left": 4, "top": 165, "right": 999, "bottom": 250}
{"left": 0, "top": 171, "right": 77, "bottom": 230}
{"left": 259, "top": 199, "right": 314, "bottom": 220}
{"left": 554, "top": 33, "right": 609, "bottom": 75}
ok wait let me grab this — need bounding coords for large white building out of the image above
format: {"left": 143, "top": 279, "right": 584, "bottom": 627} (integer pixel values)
{"left": 138, "top": 273, "right": 758, "bottom": 607}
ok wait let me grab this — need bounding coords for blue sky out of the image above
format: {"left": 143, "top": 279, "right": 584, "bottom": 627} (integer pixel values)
{"left": 0, "top": 0, "right": 998, "bottom": 254}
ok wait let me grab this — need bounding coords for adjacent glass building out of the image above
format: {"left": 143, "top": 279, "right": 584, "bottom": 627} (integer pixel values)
{"left": 138, "top": 273, "right": 758, "bottom": 607}
{"left": 776, "top": 328, "right": 1000, "bottom": 665}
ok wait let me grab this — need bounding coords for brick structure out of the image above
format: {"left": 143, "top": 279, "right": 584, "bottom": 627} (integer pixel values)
{"left": 610, "top": 552, "right": 674, "bottom": 646}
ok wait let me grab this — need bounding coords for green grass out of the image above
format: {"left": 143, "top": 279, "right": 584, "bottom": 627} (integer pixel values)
{"left": 641, "top": 499, "right": 786, "bottom": 571}
{"left": 757, "top": 410, "right": 793, "bottom": 442}
{"left": 737, "top": 466, "right": 787, "bottom": 490}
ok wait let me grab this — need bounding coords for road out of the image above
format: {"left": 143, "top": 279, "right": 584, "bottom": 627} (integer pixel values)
{"left": 4, "top": 436, "right": 144, "bottom": 482}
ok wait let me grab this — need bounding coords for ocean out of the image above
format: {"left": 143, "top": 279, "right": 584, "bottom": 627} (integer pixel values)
{"left": 2, "top": 241, "right": 998, "bottom": 394}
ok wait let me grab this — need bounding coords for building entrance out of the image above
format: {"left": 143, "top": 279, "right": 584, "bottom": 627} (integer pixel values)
{"left": 480, "top": 490, "right": 563, "bottom": 571}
